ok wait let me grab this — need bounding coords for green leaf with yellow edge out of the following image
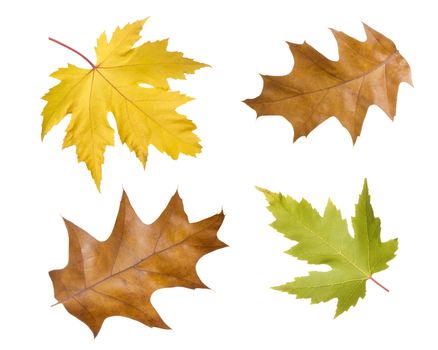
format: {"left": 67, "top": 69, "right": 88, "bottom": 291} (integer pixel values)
{"left": 258, "top": 179, "right": 398, "bottom": 317}
{"left": 42, "top": 19, "right": 207, "bottom": 190}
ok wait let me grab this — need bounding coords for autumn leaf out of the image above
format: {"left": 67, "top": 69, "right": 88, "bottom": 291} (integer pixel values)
{"left": 42, "top": 19, "right": 208, "bottom": 189}
{"left": 49, "top": 191, "right": 225, "bottom": 336}
{"left": 258, "top": 179, "right": 397, "bottom": 317}
{"left": 245, "top": 23, "right": 412, "bottom": 142}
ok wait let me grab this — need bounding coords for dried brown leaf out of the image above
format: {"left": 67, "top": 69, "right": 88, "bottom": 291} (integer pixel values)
{"left": 49, "top": 191, "right": 225, "bottom": 336}
{"left": 245, "top": 23, "right": 412, "bottom": 142}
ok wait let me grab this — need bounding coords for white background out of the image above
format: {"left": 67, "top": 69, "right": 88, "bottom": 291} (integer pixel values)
{"left": 0, "top": 0, "right": 436, "bottom": 348}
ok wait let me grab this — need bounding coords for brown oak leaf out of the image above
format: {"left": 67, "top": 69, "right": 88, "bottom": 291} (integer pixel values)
{"left": 49, "top": 191, "right": 225, "bottom": 337}
{"left": 245, "top": 23, "right": 412, "bottom": 142}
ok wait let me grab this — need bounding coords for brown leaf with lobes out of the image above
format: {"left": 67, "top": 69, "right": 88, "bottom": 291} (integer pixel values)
{"left": 49, "top": 191, "right": 226, "bottom": 337}
{"left": 245, "top": 23, "right": 412, "bottom": 142}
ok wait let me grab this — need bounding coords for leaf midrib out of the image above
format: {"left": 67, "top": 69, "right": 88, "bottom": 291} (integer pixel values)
{"left": 283, "top": 278, "right": 366, "bottom": 290}
{"left": 256, "top": 50, "right": 399, "bottom": 104}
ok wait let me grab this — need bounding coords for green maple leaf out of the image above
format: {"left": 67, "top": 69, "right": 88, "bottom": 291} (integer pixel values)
{"left": 258, "top": 179, "right": 398, "bottom": 317}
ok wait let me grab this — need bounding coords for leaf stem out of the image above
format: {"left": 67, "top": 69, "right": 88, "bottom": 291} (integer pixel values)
{"left": 48, "top": 37, "right": 96, "bottom": 69}
{"left": 369, "top": 276, "right": 389, "bottom": 292}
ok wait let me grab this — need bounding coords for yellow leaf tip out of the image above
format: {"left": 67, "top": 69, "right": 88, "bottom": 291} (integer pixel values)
{"left": 255, "top": 185, "right": 268, "bottom": 193}
{"left": 135, "top": 17, "right": 149, "bottom": 27}
{"left": 256, "top": 186, "right": 277, "bottom": 201}
{"left": 197, "top": 61, "right": 211, "bottom": 69}
{"left": 361, "top": 178, "right": 369, "bottom": 193}
{"left": 93, "top": 177, "right": 102, "bottom": 192}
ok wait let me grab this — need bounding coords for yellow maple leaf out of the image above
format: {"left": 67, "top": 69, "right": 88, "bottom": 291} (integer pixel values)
{"left": 42, "top": 19, "right": 207, "bottom": 190}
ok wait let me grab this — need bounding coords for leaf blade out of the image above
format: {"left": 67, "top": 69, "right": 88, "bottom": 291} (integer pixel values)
{"left": 245, "top": 23, "right": 412, "bottom": 142}
{"left": 50, "top": 191, "right": 226, "bottom": 336}
{"left": 42, "top": 19, "right": 207, "bottom": 188}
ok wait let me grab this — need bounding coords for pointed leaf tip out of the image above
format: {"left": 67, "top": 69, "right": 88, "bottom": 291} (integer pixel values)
{"left": 362, "top": 178, "right": 369, "bottom": 194}
{"left": 256, "top": 186, "right": 278, "bottom": 202}
{"left": 255, "top": 185, "right": 268, "bottom": 193}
